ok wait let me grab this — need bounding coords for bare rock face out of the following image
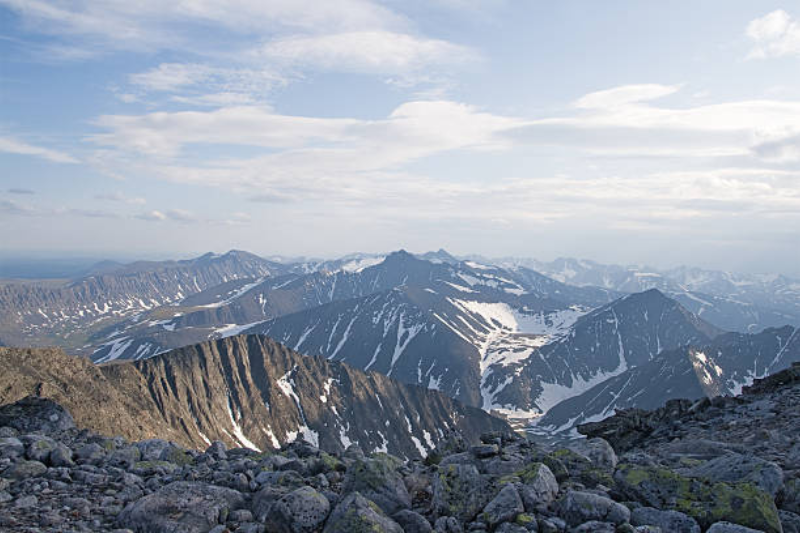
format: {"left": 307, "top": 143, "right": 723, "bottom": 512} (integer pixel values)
{"left": 0, "top": 396, "right": 74, "bottom": 435}
{"left": 0, "top": 336, "right": 512, "bottom": 459}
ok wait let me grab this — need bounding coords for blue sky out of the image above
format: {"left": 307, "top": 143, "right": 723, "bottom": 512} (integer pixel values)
{"left": 1, "top": 1, "right": 800, "bottom": 275}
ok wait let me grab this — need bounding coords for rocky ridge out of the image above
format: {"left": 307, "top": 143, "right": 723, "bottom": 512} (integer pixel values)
{"left": 1, "top": 363, "right": 798, "bottom": 532}
{"left": 0, "top": 336, "right": 510, "bottom": 459}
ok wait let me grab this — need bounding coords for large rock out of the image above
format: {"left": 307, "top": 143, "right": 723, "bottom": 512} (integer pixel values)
{"left": 117, "top": 481, "right": 245, "bottom": 533}
{"left": 706, "top": 522, "right": 767, "bottom": 533}
{"left": 0, "top": 396, "right": 74, "bottom": 434}
{"left": 5, "top": 459, "right": 47, "bottom": 479}
{"left": 567, "top": 438, "right": 618, "bottom": 472}
{"left": 263, "top": 486, "right": 331, "bottom": 533}
{"left": 482, "top": 484, "right": 524, "bottom": 528}
{"left": 322, "top": 492, "right": 403, "bottom": 533}
{"left": 614, "top": 463, "right": 782, "bottom": 533}
{"left": 431, "top": 463, "right": 488, "bottom": 522}
{"left": 342, "top": 455, "right": 410, "bottom": 515}
{"left": 512, "top": 462, "right": 559, "bottom": 511}
{"left": 630, "top": 506, "right": 701, "bottom": 533}
{"left": 555, "top": 490, "right": 630, "bottom": 527}
{"left": 392, "top": 509, "right": 433, "bottom": 533}
{"left": 683, "top": 453, "right": 784, "bottom": 497}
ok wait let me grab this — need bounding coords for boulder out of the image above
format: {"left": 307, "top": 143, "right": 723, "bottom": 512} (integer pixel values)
{"left": 555, "top": 490, "right": 630, "bottom": 527}
{"left": 614, "top": 463, "right": 782, "bottom": 533}
{"left": 0, "top": 396, "right": 75, "bottom": 434}
{"left": 513, "top": 462, "right": 559, "bottom": 510}
{"left": 0, "top": 436, "right": 25, "bottom": 459}
{"left": 682, "top": 453, "right": 784, "bottom": 497}
{"left": 431, "top": 463, "right": 488, "bottom": 522}
{"left": 482, "top": 483, "right": 524, "bottom": 528}
{"left": 780, "top": 510, "right": 800, "bottom": 533}
{"left": 567, "top": 438, "right": 618, "bottom": 472}
{"left": 117, "top": 481, "right": 245, "bottom": 533}
{"left": 570, "top": 522, "right": 616, "bottom": 533}
{"left": 630, "top": 506, "right": 700, "bottom": 533}
{"left": 263, "top": 486, "right": 331, "bottom": 533}
{"left": 706, "top": 522, "right": 767, "bottom": 533}
{"left": 342, "top": 455, "right": 410, "bottom": 515}
{"left": 322, "top": 492, "right": 403, "bottom": 533}
{"left": 6, "top": 459, "right": 47, "bottom": 479}
{"left": 393, "top": 509, "right": 433, "bottom": 533}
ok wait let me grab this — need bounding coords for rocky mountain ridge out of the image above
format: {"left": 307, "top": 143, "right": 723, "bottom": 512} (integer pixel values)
{"left": 0, "top": 251, "right": 284, "bottom": 350}
{"left": 0, "top": 335, "right": 509, "bottom": 459}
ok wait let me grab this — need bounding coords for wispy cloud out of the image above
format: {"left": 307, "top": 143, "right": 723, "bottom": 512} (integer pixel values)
{"left": 7, "top": 188, "right": 35, "bottom": 195}
{"left": 0, "top": 136, "right": 78, "bottom": 163}
{"left": 94, "top": 192, "right": 146, "bottom": 205}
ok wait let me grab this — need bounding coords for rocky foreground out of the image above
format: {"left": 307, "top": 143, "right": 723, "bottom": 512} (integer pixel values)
{"left": 0, "top": 364, "right": 799, "bottom": 533}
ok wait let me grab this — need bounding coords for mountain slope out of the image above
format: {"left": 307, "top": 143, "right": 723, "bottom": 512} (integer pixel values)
{"left": 536, "top": 325, "right": 800, "bottom": 432}
{"left": 0, "top": 251, "right": 285, "bottom": 350}
{"left": 482, "top": 289, "right": 723, "bottom": 417}
{"left": 0, "top": 335, "right": 510, "bottom": 458}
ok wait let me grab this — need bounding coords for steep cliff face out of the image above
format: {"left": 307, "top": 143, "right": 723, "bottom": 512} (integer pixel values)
{"left": 0, "top": 335, "right": 510, "bottom": 458}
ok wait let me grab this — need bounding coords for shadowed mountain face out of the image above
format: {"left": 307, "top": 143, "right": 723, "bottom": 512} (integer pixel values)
{"left": 0, "top": 335, "right": 510, "bottom": 458}
{"left": 535, "top": 325, "right": 800, "bottom": 433}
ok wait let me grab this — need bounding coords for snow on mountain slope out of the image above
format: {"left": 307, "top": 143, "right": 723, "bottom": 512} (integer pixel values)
{"left": 534, "top": 325, "right": 800, "bottom": 434}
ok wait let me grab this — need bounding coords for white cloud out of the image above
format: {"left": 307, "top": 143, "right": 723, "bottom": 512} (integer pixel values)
{"left": 574, "top": 84, "right": 682, "bottom": 109}
{"left": 0, "top": 136, "right": 79, "bottom": 163}
{"left": 95, "top": 192, "right": 146, "bottom": 205}
{"left": 746, "top": 9, "right": 800, "bottom": 59}
{"left": 259, "top": 31, "right": 474, "bottom": 74}
{"left": 135, "top": 210, "right": 167, "bottom": 221}
{"left": 0, "top": 0, "right": 404, "bottom": 53}
{"left": 90, "top": 100, "right": 518, "bottom": 161}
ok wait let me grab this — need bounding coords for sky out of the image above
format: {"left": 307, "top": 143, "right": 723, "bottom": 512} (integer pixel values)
{"left": 1, "top": 1, "right": 800, "bottom": 276}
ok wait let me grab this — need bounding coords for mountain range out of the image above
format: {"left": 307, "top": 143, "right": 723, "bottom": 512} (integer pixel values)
{"left": 2, "top": 248, "right": 799, "bottom": 437}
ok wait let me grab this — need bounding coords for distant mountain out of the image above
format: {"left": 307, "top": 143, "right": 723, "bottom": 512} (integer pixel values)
{"left": 0, "top": 250, "right": 287, "bottom": 350}
{"left": 0, "top": 335, "right": 510, "bottom": 458}
{"left": 89, "top": 250, "right": 614, "bottom": 364}
{"left": 503, "top": 257, "right": 800, "bottom": 332}
{"left": 535, "top": 325, "right": 800, "bottom": 433}
{"left": 482, "top": 289, "right": 723, "bottom": 417}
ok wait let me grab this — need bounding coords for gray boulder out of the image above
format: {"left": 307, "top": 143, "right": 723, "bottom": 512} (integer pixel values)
{"left": 136, "top": 439, "right": 173, "bottom": 462}
{"left": 323, "top": 492, "right": 403, "bottom": 533}
{"left": 630, "top": 507, "right": 700, "bottom": 533}
{"left": 567, "top": 438, "right": 618, "bottom": 472}
{"left": 0, "top": 396, "right": 75, "bottom": 434}
{"left": 482, "top": 483, "right": 524, "bottom": 528}
{"left": 431, "top": 463, "right": 487, "bottom": 522}
{"left": 781, "top": 478, "right": 800, "bottom": 514}
{"left": 683, "top": 453, "right": 784, "bottom": 497}
{"left": 342, "top": 455, "right": 410, "bottom": 515}
{"left": 555, "top": 490, "right": 630, "bottom": 527}
{"left": 781, "top": 511, "right": 800, "bottom": 533}
{"left": 0, "top": 436, "right": 25, "bottom": 459}
{"left": 117, "top": 481, "right": 245, "bottom": 533}
{"left": 570, "top": 522, "right": 616, "bottom": 533}
{"left": 263, "top": 486, "right": 331, "bottom": 533}
{"left": 393, "top": 509, "right": 433, "bottom": 533}
{"left": 706, "top": 522, "right": 767, "bottom": 533}
{"left": 516, "top": 463, "right": 559, "bottom": 511}
{"left": 6, "top": 459, "right": 47, "bottom": 479}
